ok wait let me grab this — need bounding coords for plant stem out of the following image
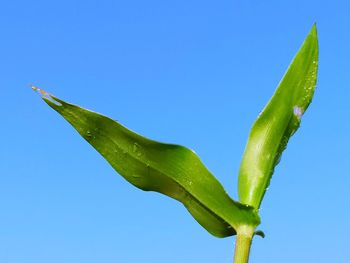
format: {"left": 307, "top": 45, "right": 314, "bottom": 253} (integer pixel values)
{"left": 233, "top": 225, "right": 254, "bottom": 263}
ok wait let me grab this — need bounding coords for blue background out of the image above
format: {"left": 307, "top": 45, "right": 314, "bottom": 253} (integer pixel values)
{"left": 1, "top": 0, "right": 349, "bottom": 262}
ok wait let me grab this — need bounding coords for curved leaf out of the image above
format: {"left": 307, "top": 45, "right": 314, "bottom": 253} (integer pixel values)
{"left": 34, "top": 88, "right": 260, "bottom": 237}
{"left": 238, "top": 24, "right": 319, "bottom": 208}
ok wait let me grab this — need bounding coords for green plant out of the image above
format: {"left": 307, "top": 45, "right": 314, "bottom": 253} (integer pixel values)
{"left": 34, "top": 24, "right": 318, "bottom": 263}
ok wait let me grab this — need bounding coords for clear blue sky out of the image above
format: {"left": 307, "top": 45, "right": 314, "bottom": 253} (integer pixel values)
{"left": 1, "top": 0, "right": 349, "bottom": 262}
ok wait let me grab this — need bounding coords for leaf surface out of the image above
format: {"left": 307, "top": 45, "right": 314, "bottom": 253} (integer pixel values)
{"left": 238, "top": 24, "right": 319, "bottom": 208}
{"left": 35, "top": 88, "right": 260, "bottom": 237}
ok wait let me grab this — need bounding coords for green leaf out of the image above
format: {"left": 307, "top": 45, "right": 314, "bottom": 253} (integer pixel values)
{"left": 34, "top": 87, "right": 260, "bottom": 237}
{"left": 238, "top": 24, "right": 319, "bottom": 208}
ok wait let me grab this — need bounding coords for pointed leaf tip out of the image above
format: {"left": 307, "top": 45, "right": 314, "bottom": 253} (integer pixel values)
{"left": 310, "top": 23, "right": 318, "bottom": 38}
{"left": 312, "top": 22, "right": 317, "bottom": 29}
{"left": 32, "top": 86, "right": 62, "bottom": 106}
{"left": 31, "top": 85, "right": 39, "bottom": 91}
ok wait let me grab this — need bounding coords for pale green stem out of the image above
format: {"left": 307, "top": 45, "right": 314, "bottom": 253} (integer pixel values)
{"left": 233, "top": 225, "right": 254, "bottom": 263}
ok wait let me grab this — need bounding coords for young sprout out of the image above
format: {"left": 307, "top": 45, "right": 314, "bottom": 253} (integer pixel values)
{"left": 35, "top": 24, "right": 318, "bottom": 263}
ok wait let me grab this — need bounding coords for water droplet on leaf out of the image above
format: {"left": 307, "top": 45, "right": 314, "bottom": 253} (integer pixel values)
{"left": 133, "top": 143, "right": 143, "bottom": 157}
{"left": 293, "top": 106, "right": 303, "bottom": 120}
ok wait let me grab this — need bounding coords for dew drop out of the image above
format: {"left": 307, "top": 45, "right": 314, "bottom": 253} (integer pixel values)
{"left": 130, "top": 174, "right": 142, "bottom": 181}
{"left": 133, "top": 143, "right": 143, "bottom": 157}
{"left": 85, "top": 130, "right": 96, "bottom": 140}
{"left": 293, "top": 106, "right": 303, "bottom": 120}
